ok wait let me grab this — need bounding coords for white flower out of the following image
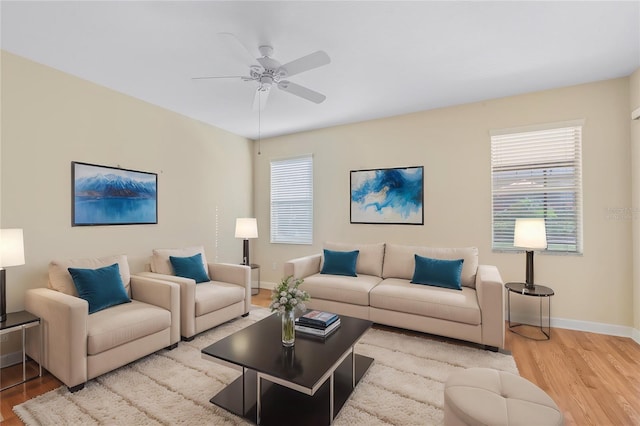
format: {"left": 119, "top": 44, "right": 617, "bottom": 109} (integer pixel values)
{"left": 280, "top": 291, "right": 287, "bottom": 297}
{"left": 291, "top": 299, "right": 298, "bottom": 306}
{"left": 280, "top": 297, "right": 288, "bottom": 304}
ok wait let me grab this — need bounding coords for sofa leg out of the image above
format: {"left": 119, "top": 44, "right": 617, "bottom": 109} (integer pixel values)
{"left": 68, "top": 383, "right": 85, "bottom": 393}
{"left": 241, "top": 312, "right": 250, "bottom": 317}
{"left": 181, "top": 335, "right": 195, "bottom": 342}
{"left": 166, "top": 343, "right": 178, "bottom": 350}
{"left": 484, "top": 345, "right": 499, "bottom": 352}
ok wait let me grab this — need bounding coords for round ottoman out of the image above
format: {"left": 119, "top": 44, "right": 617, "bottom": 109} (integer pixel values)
{"left": 444, "top": 367, "right": 563, "bottom": 426}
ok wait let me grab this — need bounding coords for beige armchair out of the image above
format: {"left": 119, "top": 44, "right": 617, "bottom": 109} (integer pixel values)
{"left": 136, "top": 246, "right": 251, "bottom": 341}
{"left": 25, "top": 254, "right": 180, "bottom": 392}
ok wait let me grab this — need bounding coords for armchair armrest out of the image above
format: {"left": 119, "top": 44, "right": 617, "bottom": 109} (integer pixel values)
{"left": 284, "top": 254, "right": 322, "bottom": 279}
{"left": 209, "top": 263, "right": 251, "bottom": 313}
{"left": 475, "top": 265, "right": 505, "bottom": 349}
{"left": 131, "top": 274, "right": 181, "bottom": 344}
{"left": 24, "top": 288, "right": 88, "bottom": 388}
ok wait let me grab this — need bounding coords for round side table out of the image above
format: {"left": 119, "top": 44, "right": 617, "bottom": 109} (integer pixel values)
{"left": 505, "top": 282, "right": 554, "bottom": 340}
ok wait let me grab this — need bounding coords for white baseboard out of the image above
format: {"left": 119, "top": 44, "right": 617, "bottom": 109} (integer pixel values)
{"left": 261, "top": 281, "right": 277, "bottom": 291}
{"left": 0, "top": 350, "right": 23, "bottom": 369}
{"left": 509, "top": 312, "right": 639, "bottom": 340}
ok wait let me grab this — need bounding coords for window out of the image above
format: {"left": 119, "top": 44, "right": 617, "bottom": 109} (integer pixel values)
{"left": 491, "top": 122, "right": 583, "bottom": 253}
{"left": 270, "top": 154, "right": 313, "bottom": 244}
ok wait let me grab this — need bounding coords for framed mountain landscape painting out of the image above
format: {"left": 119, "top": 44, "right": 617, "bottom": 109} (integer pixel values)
{"left": 72, "top": 162, "right": 158, "bottom": 226}
{"left": 350, "top": 166, "right": 424, "bottom": 225}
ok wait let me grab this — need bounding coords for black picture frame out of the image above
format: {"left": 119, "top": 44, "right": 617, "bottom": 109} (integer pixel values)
{"left": 350, "top": 166, "right": 424, "bottom": 225}
{"left": 72, "top": 161, "right": 158, "bottom": 226}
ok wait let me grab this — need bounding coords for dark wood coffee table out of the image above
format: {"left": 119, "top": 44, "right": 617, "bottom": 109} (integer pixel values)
{"left": 201, "top": 312, "right": 373, "bottom": 425}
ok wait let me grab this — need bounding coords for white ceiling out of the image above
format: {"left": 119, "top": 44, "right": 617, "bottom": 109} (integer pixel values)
{"left": 2, "top": 1, "right": 639, "bottom": 140}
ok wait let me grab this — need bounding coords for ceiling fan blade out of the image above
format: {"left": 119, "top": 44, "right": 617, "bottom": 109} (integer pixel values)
{"left": 217, "top": 32, "right": 258, "bottom": 65}
{"left": 277, "top": 81, "right": 326, "bottom": 104}
{"left": 279, "top": 51, "right": 330, "bottom": 77}
{"left": 191, "top": 75, "right": 251, "bottom": 80}
{"left": 252, "top": 87, "right": 271, "bottom": 111}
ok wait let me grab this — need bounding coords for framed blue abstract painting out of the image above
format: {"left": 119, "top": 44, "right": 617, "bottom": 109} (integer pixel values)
{"left": 350, "top": 166, "right": 424, "bottom": 225}
{"left": 72, "top": 162, "right": 158, "bottom": 226}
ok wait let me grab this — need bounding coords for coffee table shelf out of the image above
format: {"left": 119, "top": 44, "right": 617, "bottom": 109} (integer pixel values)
{"left": 202, "top": 312, "right": 373, "bottom": 425}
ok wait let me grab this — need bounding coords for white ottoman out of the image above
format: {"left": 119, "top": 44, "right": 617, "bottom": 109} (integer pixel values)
{"left": 444, "top": 367, "right": 563, "bottom": 426}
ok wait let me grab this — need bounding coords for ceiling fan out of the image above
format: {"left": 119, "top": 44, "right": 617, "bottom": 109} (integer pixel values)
{"left": 193, "top": 33, "right": 331, "bottom": 110}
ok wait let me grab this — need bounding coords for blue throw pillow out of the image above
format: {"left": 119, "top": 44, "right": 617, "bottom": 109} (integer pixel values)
{"left": 411, "top": 254, "right": 464, "bottom": 290}
{"left": 169, "top": 253, "right": 210, "bottom": 283}
{"left": 68, "top": 263, "right": 131, "bottom": 314}
{"left": 320, "top": 249, "right": 359, "bottom": 277}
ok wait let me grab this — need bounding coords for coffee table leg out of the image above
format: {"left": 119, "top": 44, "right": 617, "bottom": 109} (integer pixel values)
{"left": 242, "top": 367, "right": 245, "bottom": 416}
{"left": 352, "top": 346, "right": 356, "bottom": 388}
{"left": 256, "top": 374, "right": 261, "bottom": 425}
{"left": 330, "top": 373, "right": 334, "bottom": 423}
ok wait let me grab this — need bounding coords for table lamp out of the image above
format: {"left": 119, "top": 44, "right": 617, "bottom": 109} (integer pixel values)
{"left": 513, "top": 218, "right": 547, "bottom": 290}
{"left": 235, "top": 218, "right": 258, "bottom": 266}
{"left": 0, "top": 228, "right": 25, "bottom": 323}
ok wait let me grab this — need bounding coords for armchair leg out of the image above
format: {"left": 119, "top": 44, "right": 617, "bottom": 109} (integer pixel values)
{"left": 68, "top": 383, "right": 85, "bottom": 393}
{"left": 166, "top": 343, "right": 178, "bottom": 350}
{"left": 484, "top": 345, "right": 499, "bottom": 352}
{"left": 241, "top": 312, "right": 249, "bottom": 317}
{"left": 181, "top": 336, "right": 195, "bottom": 342}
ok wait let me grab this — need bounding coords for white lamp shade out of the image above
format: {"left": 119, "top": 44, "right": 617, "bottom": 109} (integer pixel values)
{"left": 0, "top": 228, "right": 25, "bottom": 267}
{"left": 235, "top": 218, "right": 258, "bottom": 239}
{"left": 514, "top": 218, "right": 547, "bottom": 250}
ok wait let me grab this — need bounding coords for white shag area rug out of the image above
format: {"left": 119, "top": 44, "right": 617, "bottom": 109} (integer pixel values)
{"left": 15, "top": 308, "right": 518, "bottom": 425}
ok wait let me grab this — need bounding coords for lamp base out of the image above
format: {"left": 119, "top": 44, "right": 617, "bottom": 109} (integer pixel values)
{"left": 242, "top": 239, "right": 250, "bottom": 266}
{"left": 524, "top": 250, "right": 536, "bottom": 290}
{"left": 0, "top": 268, "right": 6, "bottom": 323}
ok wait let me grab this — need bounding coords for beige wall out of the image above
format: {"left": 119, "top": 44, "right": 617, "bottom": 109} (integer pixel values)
{"left": 254, "top": 77, "right": 633, "bottom": 329}
{"left": 0, "top": 51, "right": 254, "bottom": 318}
{"left": 631, "top": 68, "right": 640, "bottom": 335}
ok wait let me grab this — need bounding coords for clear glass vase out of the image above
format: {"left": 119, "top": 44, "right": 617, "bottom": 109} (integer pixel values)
{"left": 281, "top": 309, "right": 295, "bottom": 347}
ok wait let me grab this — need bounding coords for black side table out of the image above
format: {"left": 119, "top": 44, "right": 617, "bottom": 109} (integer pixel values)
{"left": 505, "top": 282, "right": 554, "bottom": 341}
{"left": 0, "top": 311, "right": 43, "bottom": 391}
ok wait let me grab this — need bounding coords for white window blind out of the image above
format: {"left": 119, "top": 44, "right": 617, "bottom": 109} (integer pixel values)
{"left": 270, "top": 155, "right": 313, "bottom": 244}
{"left": 491, "top": 124, "right": 583, "bottom": 253}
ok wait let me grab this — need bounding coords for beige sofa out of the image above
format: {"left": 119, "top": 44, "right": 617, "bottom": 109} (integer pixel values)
{"left": 136, "top": 246, "right": 251, "bottom": 340}
{"left": 25, "top": 255, "right": 180, "bottom": 392}
{"left": 285, "top": 242, "right": 505, "bottom": 349}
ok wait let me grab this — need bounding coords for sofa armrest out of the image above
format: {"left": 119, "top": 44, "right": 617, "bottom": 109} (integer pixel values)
{"left": 24, "top": 288, "right": 88, "bottom": 388}
{"left": 475, "top": 265, "right": 505, "bottom": 349}
{"left": 209, "top": 263, "right": 251, "bottom": 313}
{"left": 131, "top": 273, "right": 182, "bottom": 344}
{"left": 284, "top": 254, "right": 322, "bottom": 279}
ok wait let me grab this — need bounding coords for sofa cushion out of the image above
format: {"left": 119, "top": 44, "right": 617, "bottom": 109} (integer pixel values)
{"left": 68, "top": 263, "right": 132, "bottom": 314}
{"left": 49, "top": 254, "right": 131, "bottom": 297}
{"left": 411, "top": 255, "right": 464, "bottom": 290}
{"left": 383, "top": 244, "right": 479, "bottom": 288}
{"left": 323, "top": 242, "right": 385, "bottom": 277}
{"left": 370, "top": 278, "right": 481, "bottom": 325}
{"left": 321, "top": 249, "right": 359, "bottom": 277}
{"left": 151, "top": 246, "right": 210, "bottom": 280}
{"left": 300, "top": 273, "right": 383, "bottom": 306}
{"left": 194, "top": 281, "right": 246, "bottom": 316}
{"left": 86, "top": 299, "right": 171, "bottom": 355}
{"left": 170, "top": 253, "right": 210, "bottom": 283}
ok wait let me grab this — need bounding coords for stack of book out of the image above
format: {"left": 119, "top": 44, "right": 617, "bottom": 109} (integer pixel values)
{"left": 295, "top": 310, "right": 341, "bottom": 337}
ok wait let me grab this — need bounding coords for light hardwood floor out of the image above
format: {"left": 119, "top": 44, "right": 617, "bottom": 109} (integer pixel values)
{"left": 2, "top": 289, "right": 639, "bottom": 425}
